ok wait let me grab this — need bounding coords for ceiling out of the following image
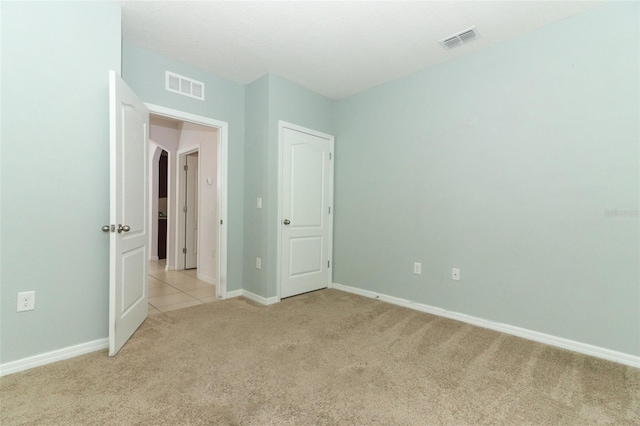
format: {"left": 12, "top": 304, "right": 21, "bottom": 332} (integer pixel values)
{"left": 117, "top": 1, "right": 606, "bottom": 100}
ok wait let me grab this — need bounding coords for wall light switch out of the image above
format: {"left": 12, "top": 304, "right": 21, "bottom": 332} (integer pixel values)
{"left": 452, "top": 268, "right": 460, "bottom": 281}
{"left": 205, "top": 177, "right": 213, "bottom": 185}
{"left": 413, "top": 262, "right": 422, "bottom": 274}
{"left": 257, "top": 197, "right": 262, "bottom": 209}
{"left": 256, "top": 257, "right": 262, "bottom": 269}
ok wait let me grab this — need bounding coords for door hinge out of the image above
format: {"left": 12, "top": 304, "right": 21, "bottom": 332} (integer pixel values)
{"left": 328, "top": 260, "right": 330, "bottom": 268}
{"left": 329, "top": 152, "right": 332, "bottom": 160}
{"left": 220, "top": 219, "right": 223, "bottom": 225}
{"left": 183, "top": 206, "right": 187, "bottom": 212}
{"left": 184, "top": 165, "right": 188, "bottom": 171}
{"left": 183, "top": 248, "right": 187, "bottom": 254}
{"left": 329, "top": 206, "right": 331, "bottom": 214}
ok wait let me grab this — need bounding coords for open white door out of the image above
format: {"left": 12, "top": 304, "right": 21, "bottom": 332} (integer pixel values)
{"left": 279, "top": 123, "right": 334, "bottom": 299}
{"left": 108, "top": 70, "right": 149, "bottom": 356}
{"left": 184, "top": 153, "right": 198, "bottom": 269}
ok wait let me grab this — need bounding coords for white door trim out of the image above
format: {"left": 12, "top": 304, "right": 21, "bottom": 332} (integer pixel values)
{"left": 146, "top": 103, "right": 229, "bottom": 299}
{"left": 277, "top": 121, "right": 335, "bottom": 302}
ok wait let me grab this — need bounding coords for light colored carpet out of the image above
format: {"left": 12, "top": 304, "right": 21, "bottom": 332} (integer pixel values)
{"left": 1, "top": 289, "right": 638, "bottom": 425}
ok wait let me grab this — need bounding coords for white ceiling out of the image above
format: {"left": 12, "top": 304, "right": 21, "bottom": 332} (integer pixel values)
{"left": 117, "top": 1, "right": 606, "bottom": 100}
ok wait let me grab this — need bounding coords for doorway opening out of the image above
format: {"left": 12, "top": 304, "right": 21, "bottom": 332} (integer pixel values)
{"left": 108, "top": 74, "right": 229, "bottom": 355}
{"left": 146, "top": 104, "right": 229, "bottom": 301}
{"left": 158, "top": 150, "right": 168, "bottom": 260}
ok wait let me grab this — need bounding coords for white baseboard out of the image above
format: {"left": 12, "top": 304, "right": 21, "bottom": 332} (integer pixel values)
{"left": 225, "top": 289, "right": 243, "bottom": 299}
{"left": 197, "top": 273, "right": 216, "bottom": 285}
{"left": 222, "top": 289, "right": 277, "bottom": 306}
{"left": 241, "top": 290, "right": 279, "bottom": 306}
{"left": 332, "top": 283, "right": 640, "bottom": 369}
{"left": 150, "top": 256, "right": 159, "bottom": 261}
{"left": 0, "top": 338, "right": 109, "bottom": 377}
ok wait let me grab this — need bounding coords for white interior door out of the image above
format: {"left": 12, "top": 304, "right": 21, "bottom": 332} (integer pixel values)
{"left": 185, "top": 153, "right": 198, "bottom": 269}
{"left": 280, "top": 124, "right": 334, "bottom": 299}
{"left": 108, "top": 70, "right": 149, "bottom": 356}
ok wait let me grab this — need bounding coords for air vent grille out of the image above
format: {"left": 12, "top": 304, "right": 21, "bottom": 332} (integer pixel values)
{"left": 440, "top": 27, "right": 480, "bottom": 50}
{"left": 165, "top": 71, "right": 205, "bottom": 100}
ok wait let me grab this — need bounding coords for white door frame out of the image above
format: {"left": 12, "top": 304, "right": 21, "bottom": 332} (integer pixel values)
{"left": 276, "top": 121, "right": 335, "bottom": 302}
{"left": 176, "top": 148, "right": 200, "bottom": 270}
{"left": 146, "top": 103, "right": 229, "bottom": 299}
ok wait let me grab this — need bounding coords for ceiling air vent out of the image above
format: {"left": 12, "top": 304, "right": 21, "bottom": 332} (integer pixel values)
{"left": 439, "top": 27, "right": 480, "bottom": 50}
{"left": 165, "top": 71, "right": 205, "bottom": 101}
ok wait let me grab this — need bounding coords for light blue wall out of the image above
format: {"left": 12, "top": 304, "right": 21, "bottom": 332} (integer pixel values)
{"left": 0, "top": 2, "right": 122, "bottom": 363}
{"left": 122, "top": 43, "right": 245, "bottom": 292}
{"left": 242, "top": 74, "right": 335, "bottom": 298}
{"left": 333, "top": 2, "right": 640, "bottom": 355}
{"left": 243, "top": 75, "right": 270, "bottom": 296}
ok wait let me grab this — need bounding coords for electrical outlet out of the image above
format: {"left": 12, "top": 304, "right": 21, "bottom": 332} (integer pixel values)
{"left": 256, "top": 257, "right": 262, "bottom": 270}
{"left": 413, "top": 262, "right": 422, "bottom": 274}
{"left": 452, "top": 268, "right": 460, "bottom": 281}
{"left": 17, "top": 291, "right": 35, "bottom": 312}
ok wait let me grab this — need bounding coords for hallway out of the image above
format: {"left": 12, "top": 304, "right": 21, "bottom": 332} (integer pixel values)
{"left": 147, "top": 260, "right": 217, "bottom": 315}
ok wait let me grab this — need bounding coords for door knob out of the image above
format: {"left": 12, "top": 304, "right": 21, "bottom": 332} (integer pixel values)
{"left": 283, "top": 219, "right": 291, "bottom": 225}
{"left": 102, "top": 225, "right": 111, "bottom": 232}
{"left": 117, "top": 224, "right": 131, "bottom": 233}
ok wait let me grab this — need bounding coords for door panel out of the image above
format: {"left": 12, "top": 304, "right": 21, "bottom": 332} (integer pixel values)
{"left": 289, "top": 237, "right": 323, "bottom": 277}
{"left": 291, "top": 144, "right": 324, "bottom": 227}
{"left": 185, "top": 153, "right": 198, "bottom": 269}
{"left": 122, "top": 106, "right": 146, "bottom": 232}
{"left": 109, "top": 70, "right": 149, "bottom": 356}
{"left": 280, "top": 125, "right": 333, "bottom": 299}
{"left": 121, "top": 247, "right": 145, "bottom": 314}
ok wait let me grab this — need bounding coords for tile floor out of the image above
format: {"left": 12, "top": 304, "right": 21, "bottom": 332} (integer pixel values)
{"left": 147, "top": 260, "right": 217, "bottom": 315}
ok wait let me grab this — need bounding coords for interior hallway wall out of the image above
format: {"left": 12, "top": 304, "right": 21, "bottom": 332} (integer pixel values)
{"left": 177, "top": 123, "right": 219, "bottom": 283}
{"left": 243, "top": 75, "right": 270, "bottom": 297}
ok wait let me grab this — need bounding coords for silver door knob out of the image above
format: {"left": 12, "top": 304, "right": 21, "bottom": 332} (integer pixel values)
{"left": 102, "top": 225, "right": 111, "bottom": 232}
{"left": 283, "top": 219, "right": 290, "bottom": 225}
{"left": 117, "top": 224, "right": 131, "bottom": 233}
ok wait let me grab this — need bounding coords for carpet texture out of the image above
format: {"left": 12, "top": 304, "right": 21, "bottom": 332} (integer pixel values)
{"left": 1, "top": 289, "right": 639, "bottom": 425}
